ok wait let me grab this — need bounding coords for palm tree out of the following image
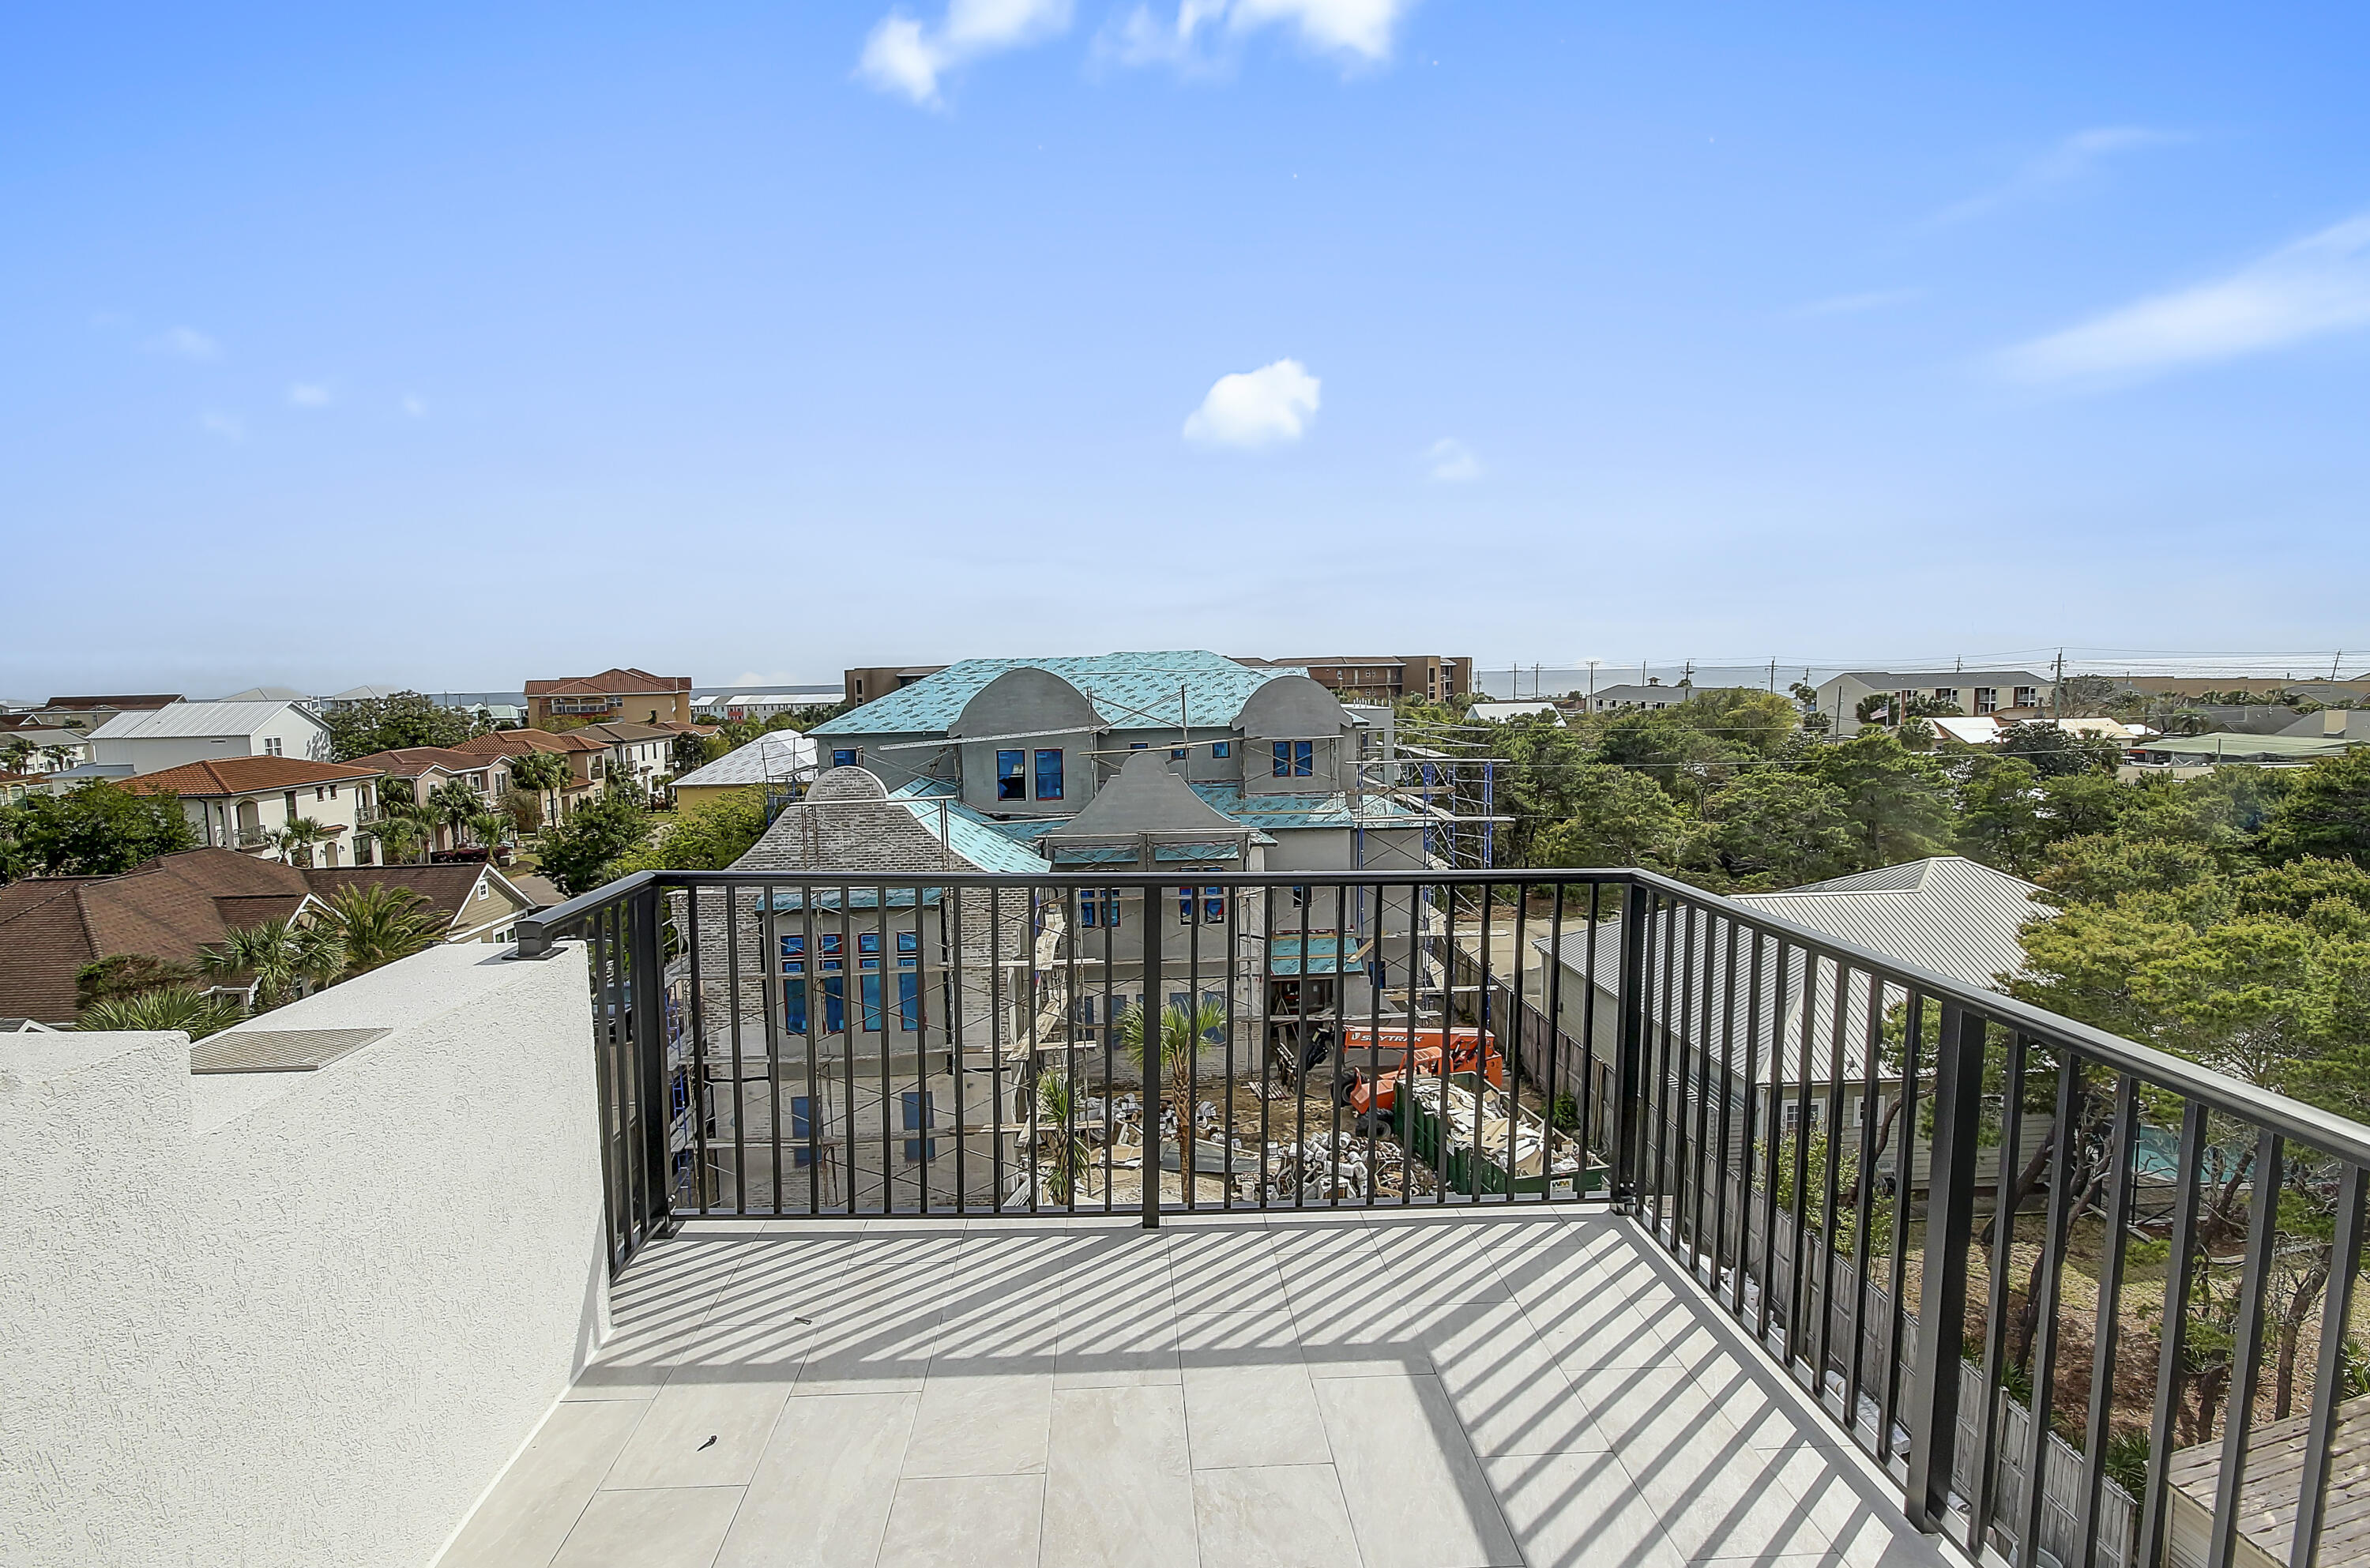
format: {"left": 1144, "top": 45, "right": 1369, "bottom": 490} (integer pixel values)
{"left": 318, "top": 883, "right": 446, "bottom": 977}
{"left": 2, "top": 735, "right": 33, "bottom": 773}
{"left": 1035, "top": 1069, "right": 1093, "bottom": 1204}
{"left": 506, "top": 750, "right": 571, "bottom": 829}
{"left": 1118, "top": 998, "right": 1228, "bottom": 1189}
{"left": 77, "top": 986, "right": 245, "bottom": 1040}
{"left": 429, "top": 780, "right": 484, "bottom": 852}
{"left": 465, "top": 810, "right": 509, "bottom": 859}
{"left": 202, "top": 918, "right": 346, "bottom": 1010}
{"left": 264, "top": 817, "right": 329, "bottom": 867}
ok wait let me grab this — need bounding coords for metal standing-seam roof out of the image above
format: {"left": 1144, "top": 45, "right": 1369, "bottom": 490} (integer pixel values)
{"left": 672, "top": 731, "right": 818, "bottom": 788}
{"left": 809, "top": 652, "right": 1304, "bottom": 736}
{"left": 85, "top": 701, "right": 325, "bottom": 741}
{"left": 1537, "top": 856, "right": 2055, "bottom": 1087}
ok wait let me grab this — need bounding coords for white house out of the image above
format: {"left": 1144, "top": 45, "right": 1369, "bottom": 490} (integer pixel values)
{"left": 122, "top": 756, "right": 386, "bottom": 867}
{"left": 1812, "top": 671, "right": 2050, "bottom": 737}
{"left": 85, "top": 700, "right": 335, "bottom": 775}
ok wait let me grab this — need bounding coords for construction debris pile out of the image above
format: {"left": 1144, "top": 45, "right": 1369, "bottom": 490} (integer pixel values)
{"left": 1255, "top": 1130, "right": 1433, "bottom": 1204}
{"left": 1404, "top": 1074, "right": 1587, "bottom": 1194}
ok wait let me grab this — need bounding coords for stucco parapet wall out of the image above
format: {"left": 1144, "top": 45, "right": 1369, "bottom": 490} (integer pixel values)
{"left": 0, "top": 943, "right": 609, "bottom": 1568}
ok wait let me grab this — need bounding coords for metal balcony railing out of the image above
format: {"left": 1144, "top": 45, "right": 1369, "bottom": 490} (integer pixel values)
{"left": 517, "top": 867, "right": 2370, "bottom": 1568}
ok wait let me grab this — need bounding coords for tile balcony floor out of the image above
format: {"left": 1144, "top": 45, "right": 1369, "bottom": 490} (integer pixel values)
{"left": 439, "top": 1207, "right": 1966, "bottom": 1568}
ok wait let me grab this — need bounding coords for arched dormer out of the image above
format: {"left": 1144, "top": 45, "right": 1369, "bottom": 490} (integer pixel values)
{"left": 1236, "top": 675, "right": 1354, "bottom": 795}
{"left": 950, "top": 667, "right": 1102, "bottom": 815}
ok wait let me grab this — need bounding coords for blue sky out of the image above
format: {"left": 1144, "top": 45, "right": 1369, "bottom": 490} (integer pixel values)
{"left": 6, "top": 2, "right": 2368, "bottom": 697}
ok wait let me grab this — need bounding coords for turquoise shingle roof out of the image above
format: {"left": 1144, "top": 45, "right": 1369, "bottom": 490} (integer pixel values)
{"left": 811, "top": 652, "right": 1300, "bottom": 736}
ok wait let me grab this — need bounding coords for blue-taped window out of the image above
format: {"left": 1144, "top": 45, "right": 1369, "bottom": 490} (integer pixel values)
{"left": 1035, "top": 748, "right": 1063, "bottom": 800}
{"left": 781, "top": 934, "right": 808, "bottom": 1032}
{"left": 1292, "top": 741, "right": 1313, "bottom": 776}
{"left": 1079, "top": 887, "right": 1119, "bottom": 927}
{"left": 1171, "top": 746, "right": 1188, "bottom": 759}
{"left": 1178, "top": 885, "right": 1225, "bottom": 924}
{"left": 1213, "top": 741, "right": 1230, "bottom": 758}
{"left": 831, "top": 748, "right": 859, "bottom": 768}
{"left": 902, "top": 1091, "right": 936, "bottom": 1162}
{"left": 860, "top": 973, "right": 884, "bottom": 1032}
{"left": 996, "top": 750, "right": 1026, "bottom": 800}
{"left": 822, "top": 976, "right": 845, "bottom": 1032}
{"left": 897, "top": 971, "right": 920, "bottom": 1032}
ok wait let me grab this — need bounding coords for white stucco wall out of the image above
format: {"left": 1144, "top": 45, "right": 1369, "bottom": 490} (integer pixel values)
{"left": 0, "top": 942, "right": 608, "bottom": 1568}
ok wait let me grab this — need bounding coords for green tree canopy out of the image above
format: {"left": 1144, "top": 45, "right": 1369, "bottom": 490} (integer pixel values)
{"left": 1533, "top": 764, "right": 1687, "bottom": 870}
{"left": 1695, "top": 770, "right": 1858, "bottom": 890}
{"left": 1996, "top": 720, "right": 2122, "bottom": 779}
{"left": 537, "top": 785, "right": 652, "bottom": 895}
{"left": 322, "top": 691, "right": 487, "bottom": 761}
{"left": 0, "top": 780, "right": 199, "bottom": 879}
{"left": 1805, "top": 730, "right": 1955, "bottom": 867}
{"left": 2262, "top": 749, "right": 2370, "bottom": 866}
{"left": 611, "top": 789, "right": 773, "bottom": 875}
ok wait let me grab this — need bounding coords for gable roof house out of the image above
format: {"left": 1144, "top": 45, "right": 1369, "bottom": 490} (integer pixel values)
{"left": 670, "top": 731, "right": 819, "bottom": 814}
{"left": 83, "top": 700, "right": 336, "bottom": 775}
{"left": 448, "top": 728, "right": 611, "bottom": 815}
{"left": 524, "top": 668, "right": 693, "bottom": 728}
{"left": 0, "top": 849, "right": 540, "bottom": 1025}
{"left": 119, "top": 756, "right": 386, "bottom": 866}
{"left": 1533, "top": 856, "right": 2056, "bottom": 1187}
{"left": 33, "top": 694, "right": 182, "bottom": 730}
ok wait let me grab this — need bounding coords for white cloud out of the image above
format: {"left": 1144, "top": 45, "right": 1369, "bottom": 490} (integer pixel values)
{"left": 1183, "top": 359, "right": 1320, "bottom": 447}
{"left": 147, "top": 325, "right": 220, "bottom": 360}
{"left": 1998, "top": 213, "right": 2370, "bottom": 386}
{"left": 1424, "top": 437, "right": 1480, "bottom": 481}
{"left": 198, "top": 410, "right": 245, "bottom": 441}
{"left": 288, "top": 382, "right": 333, "bottom": 408}
{"left": 1106, "top": 0, "right": 1413, "bottom": 69}
{"left": 857, "top": 0, "right": 1072, "bottom": 106}
{"left": 1935, "top": 126, "right": 2184, "bottom": 226}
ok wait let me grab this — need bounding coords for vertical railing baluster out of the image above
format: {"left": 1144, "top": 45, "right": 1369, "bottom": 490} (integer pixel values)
{"left": 1846, "top": 968, "right": 1883, "bottom": 1443}
{"left": 1735, "top": 930, "right": 1764, "bottom": 1323}
{"left": 1973, "top": 1030, "right": 2033, "bottom": 1560}
{"left": 2139, "top": 1101, "right": 2210, "bottom": 1568}
{"left": 724, "top": 884, "right": 746, "bottom": 1215}
{"left": 1330, "top": 882, "right": 1349, "bottom": 1206}
{"left": 686, "top": 886, "right": 710, "bottom": 1216}
{"left": 1614, "top": 882, "right": 1650, "bottom": 1214}
{"left": 2015, "top": 1052, "right": 2081, "bottom": 1568}
{"left": 2208, "top": 1130, "right": 2286, "bottom": 1568}
{"left": 1756, "top": 942, "right": 1790, "bottom": 1354}
{"left": 759, "top": 881, "right": 783, "bottom": 1216}
{"left": 1366, "top": 879, "right": 1385, "bottom": 1207}
{"left": 1815, "top": 958, "right": 1849, "bottom": 1401}
{"left": 1142, "top": 876, "right": 1163, "bottom": 1229}
{"left": 1882, "top": 989, "right": 1925, "bottom": 1472}
{"left": 987, "top": 888, "right": 1006, "bottom": 1213}
{"left": 1907, "top": 1004, "right": 1985, "bottom": 1536}
{"left": 1786, "top": 950, "right": 1821, "bottom": 1381}
{"left": 2293, "top": 1161, "right": 2367, "bottom": 1568}
{"left": 2078, "top": 1074, "right": 2139, "bottom": 1568}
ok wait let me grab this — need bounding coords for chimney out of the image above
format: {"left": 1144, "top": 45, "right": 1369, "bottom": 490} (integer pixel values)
{"left": 2327, "top": 709, "right": 2348, "bottom": 737}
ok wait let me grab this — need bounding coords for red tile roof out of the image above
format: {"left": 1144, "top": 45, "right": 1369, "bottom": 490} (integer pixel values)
{"left": 340, "top": 746, "right": 494, "bottom": 776}
{"left": 118, "top": 756, "right": 382, "bottom": 797}
{"left": 450, "top": 728, "right": 605, "bottom": 759}
{"left": 524, "top": 667, "right": 691, "bottom": 698}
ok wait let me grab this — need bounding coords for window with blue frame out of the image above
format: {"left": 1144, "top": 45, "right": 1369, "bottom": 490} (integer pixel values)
{"left": 1212, "top": 741, "right": 1229, "bottom": 758}
{"left": 1034, "top": 748, "right": 1063, "bottom": 800}
{"left": 831, "top": 748, "right": 859, "bottom": 768}
{"left": 820, "top": 932, "right": 846, "bottom": 1032}
{"left": 1171, "top": 746, "right": 1188, "bottom": 759}
{"left": 781, "top": 934, "right": 807, "bottom": 1032}
{"left": 1078, "top": 887, "right": 1119, "bottom": 927}
{"left": 1270, "top": 740, "right": 1311, "bottom": 776}
{"left": 788, "top": 1095, "right": 817, "bottom": 1167}
{"left": 1177, "top": 885, "right": 1225, "bottom": 924}
{"left": 860, "top": 974, "right": 884, "bottom": 1032}
{"left": 902, "top": 1090, "right": 936, "bottom": 1162}
{"left": 996, "top": 750, "right": 1026, "bottom": 800}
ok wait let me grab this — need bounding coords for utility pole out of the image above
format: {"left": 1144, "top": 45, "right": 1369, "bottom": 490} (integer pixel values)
{"left": 1586, "top": 660, "right": 1601, "bottom": 705}
{"left": 1767, "top": 657, "right": 1776, "bottom": 693}
{"left": 2052, "top": 649, "right": 2066, "bottom": 719}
